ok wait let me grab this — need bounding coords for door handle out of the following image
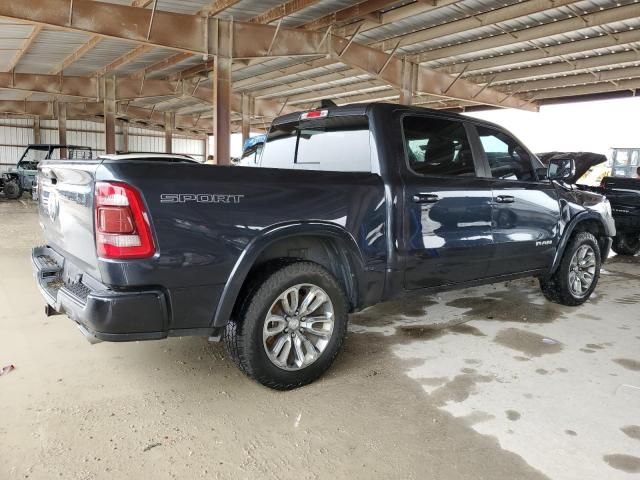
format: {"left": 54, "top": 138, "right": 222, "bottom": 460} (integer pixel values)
{"left": 412, "top": 193, "right": 440, "bottom": 204}
{"left": 495, "top": 195, "right": 515, "bottom": 204}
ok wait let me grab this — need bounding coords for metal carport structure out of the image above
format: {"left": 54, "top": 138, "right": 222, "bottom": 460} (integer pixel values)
{"left": 0, "top": 0, "right": 638, "bottom": 162}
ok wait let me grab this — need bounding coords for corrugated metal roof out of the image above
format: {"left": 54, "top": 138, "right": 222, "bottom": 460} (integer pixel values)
{"left": 64, "top": 38, "right": 138, "bottom": 76}
{"left": 0, "top": 0, "right": 639, "bottom": 121}
{"left": 16, "top": 29, "right": 91, "bottom": 74}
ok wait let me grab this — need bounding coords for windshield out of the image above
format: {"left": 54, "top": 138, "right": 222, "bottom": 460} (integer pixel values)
{"left": 17, "top": 148, "right": 49, "bottom": 170}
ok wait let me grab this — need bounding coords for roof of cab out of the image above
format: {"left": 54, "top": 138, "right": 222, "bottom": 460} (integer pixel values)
{"left": 271, "top": 102, "right": 498, "bottom": 129}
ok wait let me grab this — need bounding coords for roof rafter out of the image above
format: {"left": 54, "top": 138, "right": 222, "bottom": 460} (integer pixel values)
{"left": 439, "top": 29, "right": 640, "bottom": 75}
{"left": 250, "top": 0, "right": 320, "bottom": 24}
{"left": 0, "top": 71, "right": 298, "bottom": 119}
{"left": 0, "top": 99, "right": 213, "bottom": 132}
{"left": 6, "top": 24, "right": 42, "bottom": 72}
{"left": 0, "top": 0, "right": 534, "bottom": 110}
{"left": 199, "top": 0, "right": 243, "bottom": 16}
{"left": 97, "top": 44, "right": 154, "bottom": 76}
{"left": 129, "top": 52, "right": 193, "bottom": 79}
{"left": 413, "top": 3, "right": 640, "bottom": 63}
{"left": 49, "top": 35, "right": 102, "bottom": 74}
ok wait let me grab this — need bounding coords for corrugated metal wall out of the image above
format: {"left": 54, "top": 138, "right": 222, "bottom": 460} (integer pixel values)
{"left": 0, "top": 118, "right": 35, "bottom": 174}
{"left": 0, "top": 116, "right": 205, "bottom": 174}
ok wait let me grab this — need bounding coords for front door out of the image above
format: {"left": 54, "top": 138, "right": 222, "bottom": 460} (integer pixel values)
{"left": 473, "top": 125, "right": 560, "bottom": 276}
{"left": 401, "top": 115, "right": 494, "bottom": 290}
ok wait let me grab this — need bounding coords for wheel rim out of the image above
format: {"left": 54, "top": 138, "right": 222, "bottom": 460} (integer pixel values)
{"left": 262, "top": 283, "right": 334, "bottom": 371}
{"left": 568, "top": 244, "right": 596, "bottom": 297}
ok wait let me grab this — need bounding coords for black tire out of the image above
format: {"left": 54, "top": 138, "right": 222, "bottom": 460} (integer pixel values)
{"left": 224, "top": 261, "right": 349, "bottom": 390}
{"left": 540, "top": 232, "right": 601, "bottom": 306}
{"left": 611, "top": 233, "right": 640, "bottom": 256}
{"left": 3, "top": 180, "right": 22, "bottom": 200}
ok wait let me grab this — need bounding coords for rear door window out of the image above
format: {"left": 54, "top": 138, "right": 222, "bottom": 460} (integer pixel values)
{"left": 402, "top": 115, "right": 477, "bottom": 177}
{"left": 476, "top": 126, "right": 536, "bottom": 181}
{"left": 259, "top": 116, "right": 372, "bottom": 172}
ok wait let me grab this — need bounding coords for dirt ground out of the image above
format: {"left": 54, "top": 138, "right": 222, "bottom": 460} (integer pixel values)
{"left": 1, "top": 199, "right": 639, "bottom": 480}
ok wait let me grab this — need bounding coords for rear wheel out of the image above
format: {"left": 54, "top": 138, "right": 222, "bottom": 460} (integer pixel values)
{"left": 3, "top": 180, "right": 22, "bottom": 200}
{"left": 611, "top": 233, "right": 640, "bottom": 256}
{"left": 224, "top": 261, "right": 348, "bottom": 390}
{"left": 540, "top": 232, "right": 601, "bottom": 306}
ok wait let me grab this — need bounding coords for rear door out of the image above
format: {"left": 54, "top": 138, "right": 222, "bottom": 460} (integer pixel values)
{"left": 400, "top": 114, "right": 494, "bottom": 289}
{"left": 472, "top": 124, "right": 560, "bottom": 276}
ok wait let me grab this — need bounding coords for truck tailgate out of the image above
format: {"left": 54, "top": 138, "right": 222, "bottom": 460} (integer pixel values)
{"left": 38, "top": 160, "right": 102, "bottom": 280}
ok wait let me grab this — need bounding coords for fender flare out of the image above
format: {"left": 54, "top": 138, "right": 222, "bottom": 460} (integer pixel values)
{"left": 212, "top": 221, "right": 367, "bottom": 327}
{"left": 550, "top": 211, "right": 609, "bottom": 274}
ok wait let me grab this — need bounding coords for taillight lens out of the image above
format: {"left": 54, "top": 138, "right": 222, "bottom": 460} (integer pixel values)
{"left": 94, "top": 181, "right": 155, "bottom": 259}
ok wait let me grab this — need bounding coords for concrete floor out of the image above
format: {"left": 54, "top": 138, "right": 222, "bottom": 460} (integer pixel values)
{"left": 1, "top": 199, "right": 639, "bottom": 480}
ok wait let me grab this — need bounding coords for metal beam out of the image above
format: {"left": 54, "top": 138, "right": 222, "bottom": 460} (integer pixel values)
{"left": 164, "top": 111, "right": 174, "bottom": 153}
{"left": 302, "top": 0, "right": 427, "bottom": 31}
{"left": 49, "top": 35, "right": 102, "bottom": 75}
{"left": 129, "top": 52, "right": 193, "bottom": 79}
{"left": 131, "top": 0, "right": 153, "bottom": 7}
{"left": 250, "top": 0, "right": 320, "bottom": 24}
{"left": 33, "top": 115, "right": 41, "bottom": 142}
{"left": 199, "top": 0, "right": 243, "bottom": 16}
{"left": 97, "top": 44, "right": 154, "bottom": 76}
{"left": 373, "top": 0, "right": 575, "bottom": 52}
{"left": 104, "top": 77, "right": 116, "bottom": 154}
{"left": 6, "top": 24, "right": 42, "bottom": 72}
{"left": 0, "top": 0, "right": 534, "bottom": 110}
{"left": 58, "top": 103, "right": 67, "bottom": 158}
{"left": 524, "top": 78, "right": 640, "bottom": 100}
{"left": 0, "top": 100, "right": 214, "bottom": 132}
{"left": 439, "top": 29, "right": 640, "bottom": 75}
{"left": 250, "top": 67, "right": 359, "bottom": 98}
{"left": 413, "top": 3, "right": 640, "bottom": 63}
{"left": 241, "top": 93, "right": 252, "bottom": 144}
{"left": 0, "top": 72, "right": 295, "bottom": 119}
{"left": 470, "top": 50, "right": 640, "bottom": 86}
{"left": 214, "top": 20, "right": 232, "bottom": 165}
{"left": 504, "top": 66, "right": 640, "bottom": 93}
{"left": 120, "top": 119, "right": 129, "bottom": 151}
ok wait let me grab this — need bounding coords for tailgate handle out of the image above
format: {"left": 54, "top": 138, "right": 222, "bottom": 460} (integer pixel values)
{"left": 413, "top": 193, "right": 440, "bottom": 204}
{"left": 495, "top": 195, "right": 515, "bottom": 204}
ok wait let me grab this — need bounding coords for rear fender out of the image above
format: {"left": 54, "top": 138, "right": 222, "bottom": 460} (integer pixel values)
{"left": 212, "top": 222, "right": 366, "bottom": 327}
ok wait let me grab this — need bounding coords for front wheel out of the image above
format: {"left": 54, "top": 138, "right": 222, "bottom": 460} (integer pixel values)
{"left": 224, "top": 261, "right": 349, "bottom": 390}
{"left": 540, "top": 232, "right": 601, "bottom": 306}
{"left": 611, "top": 233, "right": 640, "bottom": 256}
{"left": 3, "top": 180, "right": 22, "bottom": 200}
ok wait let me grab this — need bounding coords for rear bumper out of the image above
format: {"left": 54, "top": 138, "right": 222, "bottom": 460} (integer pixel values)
{"left": 32, "top": 246, "right": 169, "bottom": 342}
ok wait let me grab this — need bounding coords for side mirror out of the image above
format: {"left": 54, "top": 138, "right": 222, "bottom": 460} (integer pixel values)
{"left": 547, "top": 156, "right": 575, "bottom": 181}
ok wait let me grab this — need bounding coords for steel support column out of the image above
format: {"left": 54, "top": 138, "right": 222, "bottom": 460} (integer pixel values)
{"left": 214, "top": 20, "right": 232, "bottom": 166}
{"left": 164, "top": 111, "right": 174, "bottom": 153}
{"left": 33, "top": 115, "right": 41, "bottom": 143}
{"left": 104, "top": 77, "right": 117, "bottom": 154}
{"left": 57, "top": 103, "right": 67, "bottom": 158}
{"left": 399, "top": 59, "right": 416, "bottom": 105}
{"left": 241, "top": 93, "right": 252, "bottom": 144}
{"left": 121, "top": 120, "right": 129, "bottom": 152}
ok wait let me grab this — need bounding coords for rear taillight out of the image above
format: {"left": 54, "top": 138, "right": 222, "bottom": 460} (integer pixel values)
{"left": 94, "top": 181, "right": 155, "bottom": 259}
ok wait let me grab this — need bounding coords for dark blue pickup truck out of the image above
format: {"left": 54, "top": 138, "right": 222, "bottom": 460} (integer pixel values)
{"left": 33, "top": 103, "right": 615, "bottom": 389}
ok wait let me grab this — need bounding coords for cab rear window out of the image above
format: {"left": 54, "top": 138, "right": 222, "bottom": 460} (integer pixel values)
{"left": 259, "top": 116, "right": 372, "bottom": 172}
